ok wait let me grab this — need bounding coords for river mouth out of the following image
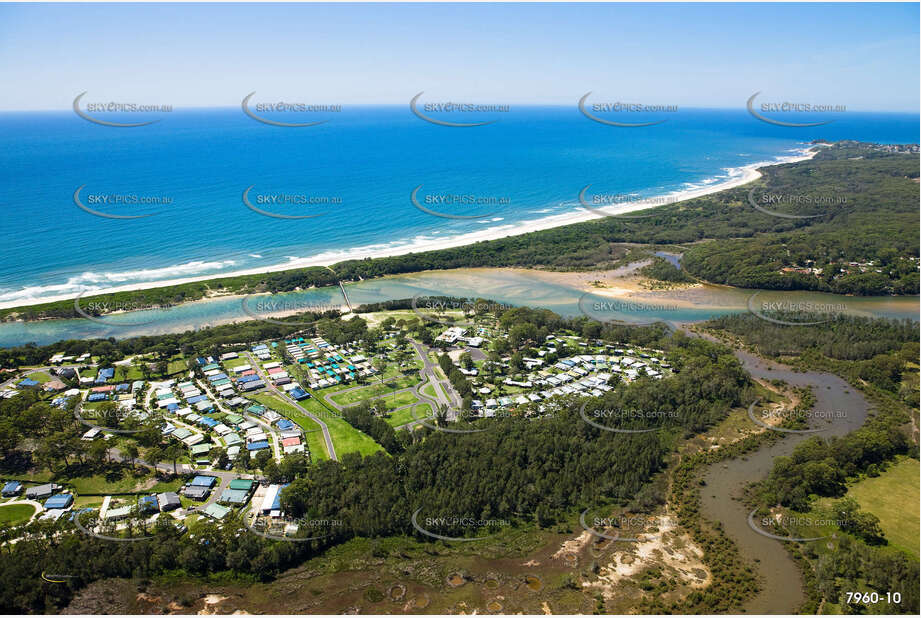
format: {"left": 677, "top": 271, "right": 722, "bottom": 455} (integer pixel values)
{"left": 0, "top": 267, "right": 916, "bottom": 347}
{"left": 697, "top": 346, "right": 870, "bottom": 614}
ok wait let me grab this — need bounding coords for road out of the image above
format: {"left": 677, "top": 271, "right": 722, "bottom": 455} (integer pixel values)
{"left": 1, "top": 364, "right": 85, "bottom": 390}
{"left": 244, "top": 352, "right": 338, "bottom": 461}
{"left": 106, "top": 447, "right": 245, "bottom": 510}
{"left": 409, "top": 339, "right": 462, "bottom": 418}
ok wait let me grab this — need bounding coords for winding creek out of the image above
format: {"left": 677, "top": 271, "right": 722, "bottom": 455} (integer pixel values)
{"left": 689, "top": 330, "right": 872, "bottom": 613}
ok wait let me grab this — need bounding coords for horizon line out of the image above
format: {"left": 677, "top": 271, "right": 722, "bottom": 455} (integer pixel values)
{"left": 2, "top": 103, "right": 919, "bottom": 115}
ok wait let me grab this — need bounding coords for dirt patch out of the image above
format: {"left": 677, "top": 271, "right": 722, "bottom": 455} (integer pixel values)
{"left": 552, "top": 530, "right": 593, "bottom": 560}
{"left": 583, "top": 514, "right": 711, "bottom": 601}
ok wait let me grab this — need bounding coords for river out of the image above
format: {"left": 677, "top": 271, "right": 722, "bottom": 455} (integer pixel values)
{"left": 0, "top": 267, "right": 917, "bottom": 347}
{"left": 688, "top": 329, "right": 871, "bottom": 613}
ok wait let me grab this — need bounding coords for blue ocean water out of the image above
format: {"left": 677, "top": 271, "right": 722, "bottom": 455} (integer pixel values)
{"left": 0, "top": 105, "right": 917, "bottom": 306}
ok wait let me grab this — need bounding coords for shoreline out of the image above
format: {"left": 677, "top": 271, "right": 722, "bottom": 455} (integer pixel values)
{"left": 0, "top": 148, "right": 816, "bottom": 312}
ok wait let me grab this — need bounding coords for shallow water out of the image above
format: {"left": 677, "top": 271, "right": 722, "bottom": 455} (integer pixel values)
{"left": 0, "top": 267, "right": 916, "bottom": 347}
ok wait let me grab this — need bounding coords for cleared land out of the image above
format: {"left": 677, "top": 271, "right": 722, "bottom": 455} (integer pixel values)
{"left": 848, "top": 457, "right": 919, "bottom": 559}
{"left": 0, "top": 503, "right": 37, "bottom": 525}
{"left": 329, "top": 375, "right": 420, "bottom": 407}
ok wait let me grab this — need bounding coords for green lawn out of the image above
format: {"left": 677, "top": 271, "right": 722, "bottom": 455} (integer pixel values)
{"left": 62, "top": 469, "right": 154, "bottom": 495}
{"left": 384, "top": 390, "right": 420, "bottom": 409}
{"left": 329, "top": 375, "right": 419, "bottom": 407}
{"left": 324, "top": 414, "right": 384, "bottom": 457}
{"left": 223, "top": 357, "right": 250, "bottom": 369}
{"left": 848, "top": 457, "right": 919, "bottom": 559}
{"left": 386, "top": 403, "right": 432, "bottom": 428}
{"left": 148, "top": 477, "right": 185, "bottom": 493}
{"left": 247, "top": 392, "right": 330, "bottom": 461}
{"left": 166, "top": 357, "right": 188, "bottom": 375}
{"left": 420, "top": 383, "right": 436, "bottom": 399}
{"left": 0, "top": 503, "right": 37, "bottom": 525}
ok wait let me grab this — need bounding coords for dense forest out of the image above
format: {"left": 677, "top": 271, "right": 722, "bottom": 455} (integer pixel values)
{"left": 4, "top": 141, "right": 917, "bottom": 325}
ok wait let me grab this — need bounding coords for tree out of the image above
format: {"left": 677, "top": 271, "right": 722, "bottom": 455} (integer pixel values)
{"left": 263, "top": 459, "right": 282, "bottom": 483}
{"left": 124, "top": 443, "right": 139, "bottom": 469}
{"left": 254, "top": 449, "right": 272, "bottom": 471}
{"left": 87, "top": 439, "right": 109, "bottom": 467}
{"left": 165, "top": 442, "right": 183, "bottom": 475}
{"left": 237, "top": 448, "right": 252, "bottom": 471}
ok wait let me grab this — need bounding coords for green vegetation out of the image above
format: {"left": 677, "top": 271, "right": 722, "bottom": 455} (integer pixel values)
{"left": 0, "top": 503, "right": 36, "bottom": 525}
{"left": 323, "top": 413, "right": 384, "bottom": 458}
{"left": 847, "top": 457, "right": 919, "bottom": 559}
{"left": 385, "top": 403, "right": 432, "bottom": 428}
{"left": 328, "top": 375, "right": 418, "bottom": 406}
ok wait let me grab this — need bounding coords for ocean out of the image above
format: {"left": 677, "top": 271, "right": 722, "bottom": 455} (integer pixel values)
{"left": 1, "top": 105, "right": 917, "bottom": 308}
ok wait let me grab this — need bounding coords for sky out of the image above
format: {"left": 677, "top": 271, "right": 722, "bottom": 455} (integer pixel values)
{"left": 0, "top": 2, "right": 918, "bottom": 112}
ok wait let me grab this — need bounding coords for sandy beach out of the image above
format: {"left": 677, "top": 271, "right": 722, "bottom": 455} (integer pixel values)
{"left": 0, "top": 148, "right": 816, "bottom": 312}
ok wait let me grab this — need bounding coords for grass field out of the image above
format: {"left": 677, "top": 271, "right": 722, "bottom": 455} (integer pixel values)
{"left": 420, "top": 383, "right": 436, "bottom": 399}
{"left": 248, "top": 392, "right": 331, "bottom": 461}
{"left": 329, "top": 375, "right": 419, "bottom": 407}
{"left": 296, "top": 388, "right": 384, "bottom": 457}
{"left": 0, "top": 503, "right": 37, "bottom": 525}
{"left": 62, "top": 468, "right": 159, "bottom": 495}
{"left": 385, "top": 403, "right": 432, "bottom": 428}
{"left": 323, "top": 414, "right": 384, "bottom": 457}
{"left": 848, "top": 457, "right": 919, "bottom": 559}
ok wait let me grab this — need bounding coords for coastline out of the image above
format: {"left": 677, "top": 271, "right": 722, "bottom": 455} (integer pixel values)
{"left": 0, "top": 148, "right": 816, "bottom": 312}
